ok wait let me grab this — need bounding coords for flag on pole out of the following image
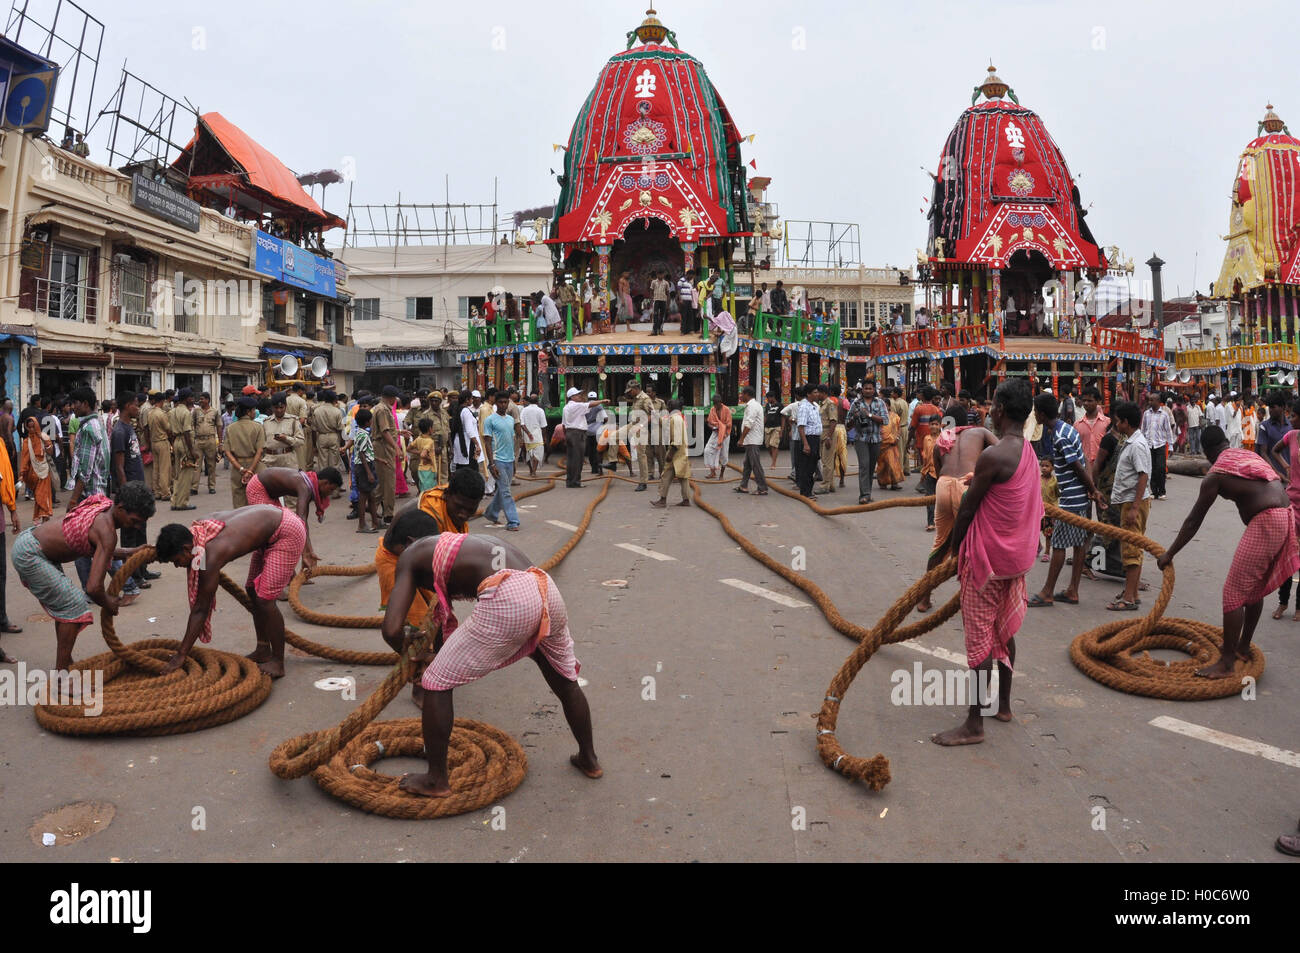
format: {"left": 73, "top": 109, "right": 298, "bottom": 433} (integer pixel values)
{"left": 749, "top": 158, "right": 757, "bottom": 169}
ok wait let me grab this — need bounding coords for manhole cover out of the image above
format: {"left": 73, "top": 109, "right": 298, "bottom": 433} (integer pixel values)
{"left": 30, "top": 801, "right": 116, "bottom": 847}
{"left": 601, "top": 579, "right": 629, "bottom": 588}
{"left": 314, "top": 677, "right": 353, "bottom": 691}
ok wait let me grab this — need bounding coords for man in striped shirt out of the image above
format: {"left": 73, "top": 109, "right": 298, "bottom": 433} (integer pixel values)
{"left": 1141, "top": 391, "right": 1173, "bottom": 499}
{"left": 1030, "top": 392, "right": 1103, "bottom": 607}
{"left": 794, "top": 384, "right": 824, "bottom": 499}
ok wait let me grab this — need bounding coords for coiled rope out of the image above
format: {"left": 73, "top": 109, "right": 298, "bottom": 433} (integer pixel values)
{"left": 268, "top": 476, "right": 611, "bottom": 818}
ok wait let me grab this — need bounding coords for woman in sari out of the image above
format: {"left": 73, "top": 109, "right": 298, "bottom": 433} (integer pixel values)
{"left": 19, "top": 414, "right": 53, "bottom": 522}
{"left": 876, "top": 408, "right": 904, "bottom": 490}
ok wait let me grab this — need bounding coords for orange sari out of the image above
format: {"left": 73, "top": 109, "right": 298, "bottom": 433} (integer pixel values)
{"left": 876, "top": 412, "right": 904, "bottom": 488}
{"left": 20, "top": 433, "right": 53, "bottom": 521}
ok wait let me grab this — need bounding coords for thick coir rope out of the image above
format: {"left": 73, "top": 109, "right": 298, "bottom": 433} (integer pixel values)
{"left": 268, "top": 477, "right": 612, "bottom": 818}
{"left": 691, "top": 477, "right": 1261, "bottom": 790}
{"left": 33, "top": 546, "right": 274, "bottom": 736}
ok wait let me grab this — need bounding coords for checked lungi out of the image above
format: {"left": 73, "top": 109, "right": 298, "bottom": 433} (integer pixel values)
{"left": 960, "top": 567, "right": 1027, "bottom": 669}
{"left": 246, "top": 508, "right": 307, "bottom": 601}
{"left": 11, "top": 527, "right": 93, "bottom": 629}
{"left": 421, "top": 565, "right": 580, "bottom": 691}
{"left": 1223, "top": 506, "right": 1300, "bottom": 613}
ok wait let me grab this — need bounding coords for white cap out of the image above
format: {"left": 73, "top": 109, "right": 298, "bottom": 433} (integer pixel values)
{"left": 566, "top": 387, "right": 580, "bottom": 398}
{"left": 471, "top": 389, "right": 482, "bottom": 398}
{"left": 587, "top": 391, "right": 598, "bottom": 399}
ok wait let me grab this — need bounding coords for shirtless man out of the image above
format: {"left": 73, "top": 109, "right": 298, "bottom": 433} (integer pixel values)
{"left": 11, "top": 481, "right": 155, "bottom": 669}
{"left": 917, "top": 424, "right": 997, "bottom": 611}
{"left": 1156, "top": 424, "right": 1299, "bottom": 679}
{"left": 930, "top": 379, "right": 1042, "bottom": 744}
{"left": 243, "top": 465, "right": 343, "bottom": 571}
{"left": 382, "top": 533, "right": 601, "bottom": 797}
{"left": 155, "top": 504, "right": 309, "bottom": 678}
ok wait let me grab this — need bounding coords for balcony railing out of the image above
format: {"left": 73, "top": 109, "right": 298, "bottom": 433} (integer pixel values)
{"left": 750, "top": 311, "right": 841, "bottom": 349}
{"left": 122, "top": 309, "right": 155, "bottom": 327}
{"left": 869, "top": 323, "right": 989, "bottom": 359}
{"left": 35, "top": 277, "right": 98, "bottom": 323}
{"left": 1092, "top": 327, "right": 1163, "bottom": 360}
{"left": 468, "top": 315, "right": 540, "bottom": 351}
{"left": 1175, "top": 342, "right": 1300, "bottom": 370}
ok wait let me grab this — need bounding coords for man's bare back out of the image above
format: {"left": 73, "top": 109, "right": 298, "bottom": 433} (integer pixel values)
{"left": 1209, "top": 472, "right": 1290, "bottom": 525}
{"left": 403, "top": 534, "right": 533, "bottom": 598}
{"left": 939, "top": 426, "right": 998, "bottom": 479}
{"left": 192, "top": 505, "right": 286, "bottom": 568}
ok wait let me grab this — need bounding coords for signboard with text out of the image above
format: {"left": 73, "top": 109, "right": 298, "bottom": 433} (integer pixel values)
{"left": 131, "top": 174, "right": 201, "bottom": 232}
{"left": 254, "top": 230, "right": 337, "bottom": 298}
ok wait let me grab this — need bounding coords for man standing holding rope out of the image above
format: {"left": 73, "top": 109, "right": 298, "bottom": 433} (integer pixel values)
{"left": 382, "top": 533, "right": 602, "bottom": 797}
{"left": 930, "top": 379, "right": 1042, "bottom": 745}
{"left": 918, "top": 422, "right": 997, "bottom": 612}
{"left": 155, "top": 503, "right": 309, "bottom": 678}
{"left": 1156, "top": 424, "right": 1299, "bottom": 679}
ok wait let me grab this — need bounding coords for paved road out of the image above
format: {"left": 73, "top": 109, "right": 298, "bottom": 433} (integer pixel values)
{"left": 2, "top": 459, "right": 1296, "bottom": 862}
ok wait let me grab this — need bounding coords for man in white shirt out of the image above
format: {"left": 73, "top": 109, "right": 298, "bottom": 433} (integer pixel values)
{"left": 536, "top": 291, "right": 562, "bottom": 340}
{"left": 452, "top": 393, "right": 481, "bottom": 474}
{"left": 1108, "top": 401, "right": 1153, "bottom": 610}
{"left": 1186, "top": 397, "right": 1203, "bottom": 454}
{"left": 734, "top": 386, "right": 768, "bottom": 494}
{"left": 519, "top": 394, "right": 547, "bottom": 476}
{"left": 1224, "top": 392, "right": 1244, "bottom": 448}
{"left": 794, "top": 383, "right": 824, "bottom": 498}
{"left": 561, "top": 387, "right": 607, "bottom": 487}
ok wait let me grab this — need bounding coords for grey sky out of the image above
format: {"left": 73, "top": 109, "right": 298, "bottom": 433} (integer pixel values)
{"left": 51, "top": 0, "right": 1295, "bottom": 298}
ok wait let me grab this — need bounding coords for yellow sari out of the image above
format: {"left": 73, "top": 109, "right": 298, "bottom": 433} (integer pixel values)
{"left": 876, "top": 412, "right": 904, "bottom": 488}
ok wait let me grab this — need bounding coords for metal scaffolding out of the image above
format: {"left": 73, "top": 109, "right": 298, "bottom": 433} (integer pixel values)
{"left": 6, "top": 0, "right": 104, "bottom": 138}
{"left": 95, "top": 66, "right": 198, "bottom": 172}
{"left": 343, "top": 179, "right": 513, "bottom": 248}
{"left": 777, "top": 220, "right": 862, "bottom": 268}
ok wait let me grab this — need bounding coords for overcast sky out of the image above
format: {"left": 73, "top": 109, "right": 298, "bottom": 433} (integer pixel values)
{"left": 33, "top": 0, "right": 1296, "bottom": 298}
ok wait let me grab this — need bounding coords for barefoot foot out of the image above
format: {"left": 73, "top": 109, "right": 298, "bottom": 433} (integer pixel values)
{"left": 410, "top": 683, "right": 425, "bottom": 709}
{"left": 246, "top": 644, "right": 271, "bottom": 663}
{"left": 400, "top": 772, "right": 452, "bottom": 798}
{"left": 257, "top": 658, "right": 285, "bottom": 679}
{"left": 1195, "top": 659, "right": 1238, "bottom": 679}
{"left": 994, "top": 708, "right": 1013, "bottom": 723}
{"left": 570, "top": 753, "right": 603, "bottom": 779}
{"left": 932, "top": 722, "right": 985, "bottom": 746}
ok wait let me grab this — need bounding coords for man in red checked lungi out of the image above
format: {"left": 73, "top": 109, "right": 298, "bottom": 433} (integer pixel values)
{"left": 1157, "top": 424, "right": 1300, "bottom": 679}
{"left": 243, "top": 465, "right": 343, "bottom": 572}
{"left": 382, "top": 533, "right": 602, "bottom": 798}
{"left": 930, "top": 379, "right": 1043, "bottom": 746}
{"left": 154, "top": 504, "right": 308, "bottom": 678}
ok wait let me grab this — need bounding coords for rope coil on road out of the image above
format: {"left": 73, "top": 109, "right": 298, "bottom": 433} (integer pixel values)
{"left": 268, "top": 476, "right": 611, "bottom": 818}
{"left": 33, "top": 547, "right": 274, "bottom": 736}
{"left": 694, "top": 472, "right": 1260, "bottom": 790}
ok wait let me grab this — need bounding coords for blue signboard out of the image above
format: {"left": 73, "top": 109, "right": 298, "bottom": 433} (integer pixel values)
{"left": 253, "top": 230, "right": 337, "bottom": 297}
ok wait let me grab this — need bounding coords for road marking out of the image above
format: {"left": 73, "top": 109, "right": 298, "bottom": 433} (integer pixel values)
{"left": 1149, "top": 716, "right": 1300, "bottom": 768}
{"left": 615, "top": 543, "right": 676, "bottom": 561}
{"left": 547, "top": 520, "right": 580, "bottom": 532}
{"left": 718, "top": 578, "right": 810, "bottom": 608}
{"left": 900, "top": 642, "right": 968, "bottom": 666}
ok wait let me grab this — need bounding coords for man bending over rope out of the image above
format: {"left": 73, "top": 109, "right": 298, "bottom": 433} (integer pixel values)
{"left": 155, "top": 503, "right": 309, "bottom": 678}
{"left": 12, "top": 481, "right": 155, "bottom": 669}
{"left": 376, "top": 509, "right": 442, "bottom": 707}
{"left": 382, "top": 533, "right": 601, "bottom": 797}
{"left": 244, "top": 465, "right": 343, "bottom": 572}
{"left": 1156, "top": 424, "right": 1299, "bottom": 679}
{"left": 930, "top": 379, "right": 1042, "bottom": 745}
{"left": 918, "top": 423, "right": 997, "bottom": 611}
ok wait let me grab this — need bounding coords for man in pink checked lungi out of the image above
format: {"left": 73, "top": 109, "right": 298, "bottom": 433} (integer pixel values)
{"left": 930, "top": 379, "right": 1043, "bottom": 746}
{"left": 382, "top": 533, "right": 602, "bottom": 798}
{"left": 154, "top": 504, "right": 308, "bottom": 678}
{"left": 1157, "top": 424, "right": 1300, "bottom": 679}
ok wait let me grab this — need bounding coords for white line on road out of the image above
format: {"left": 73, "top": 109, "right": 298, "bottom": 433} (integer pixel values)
{"left": 615, "top": 543, "right": 676, "bottom": 561}
{"left": 1149, "top": 716, "right": 1300, "bottom": 768}
{"left": 900, "top": 642, "right": 968, "bottom": 666}
{"left": 547, "top": 520, "right": 580, "bottom": 532}
{"left": 718, "top": 578, "right": 810, "bottom": 608}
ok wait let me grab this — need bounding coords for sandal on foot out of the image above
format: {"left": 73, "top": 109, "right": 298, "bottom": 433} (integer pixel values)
{"left": 1273, "top": 605, "right": 1286, "bottom": 620}
{"left": 1053, "top": 591, "right": 1079, "bottom": 605}
{"left": 0, "top": 623, "right": 22, "bottom": 634}
{"left": 1027, "top": 594, "right": 1053, "bottom": 608}
{"left": 1106, "top": 599, "right": 1140, "bottom": 611}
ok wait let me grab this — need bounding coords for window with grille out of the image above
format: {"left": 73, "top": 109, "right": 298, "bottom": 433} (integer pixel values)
{"left": 173, "top": 270, "right": 199, "bottom": 333}
{"left": 353, "top": 298, "right": 379, "bottom": 321}
{"left": 406, "top": 296, "right": 433, "bottom": 320}
{"left": 121, "top": 261, "right": 152, "bottom": 326}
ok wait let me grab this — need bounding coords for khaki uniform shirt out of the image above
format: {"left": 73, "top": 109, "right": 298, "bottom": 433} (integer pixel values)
{"left": 631, "top": 393, "right": 654, "bottom": 446}
{"left": 372, "top": 401, "right": 397, "bottom": 465}
{"left": 309, "top": 403, "right": 344, "bottom": 445}
{"left": 650, "top": 397, "right": 668, "bottom": 445}
{"left": 285, "top": 393, "right": 308, "bottom": 425}
{"left": 262, "top": 414, "right": 304, "bottom": 463}
{"left": 194, "top": 407, "right": 220, "bottom": 440}
{"left": 224, "top": 417, "right": 265, "bottom": 465}
{"left": 148, "top": 405, "right": 172, "bottom": 451}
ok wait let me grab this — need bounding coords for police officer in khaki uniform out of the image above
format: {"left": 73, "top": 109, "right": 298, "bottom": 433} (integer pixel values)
{"left": 262, "top": 393, "right": 304, "bottom": 470}
{"left": 309, "top": 390, "right": 345, "bottom": 472}
{"left": 169, "top": 388, "right": 198, "bottom": 510}
{"left": 147, "top": 392, "right": 173, "bottom": 500}
{"left": 286, "top": 382, "right": 311, "bottom": 470}
{"left": 628, "top": 381, "right": 654, "bottom": 491}
{"left": 223, "top": 396, "right": 266, "bottom": 507}
{"left": 193, "top": 391, "right": 222, "bottom": 494}
{"left": 644, "top": 383, "right": 668, "bottom": 479}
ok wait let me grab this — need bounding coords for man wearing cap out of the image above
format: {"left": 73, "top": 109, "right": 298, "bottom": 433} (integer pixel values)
{"left": 262, "top": 393, "right": 304, "bottom": 471}
{"left": 169, "top": 389, "right": 198, "bottom": 511}
{"left": 193, "top": 392, "right": 222, "bottom": 495}
{"left": 420, "top": 390, "right": 448, "bottom": 486}
{"left": 224, "top": 396, "right": 266, "bottom": 507}
{"left": 310, "top": 389, "right": 345, "bottom": 477}
{"left": 644, "top": 382, "right": 668, "bottom": 479}
{"left": 147, "top": 391, "right": 173, "bottom": 500}
{"left": 584, "top": 391, "right": 607, "bottom": 476}
{"left": 286, "top": 382, "right": 312, "bottom": 470}
{"left": 562, "top": 388, "right": 606, "bottom": 488}
{"left": 373, "top": 385, "right": 400, "bottom": 524}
